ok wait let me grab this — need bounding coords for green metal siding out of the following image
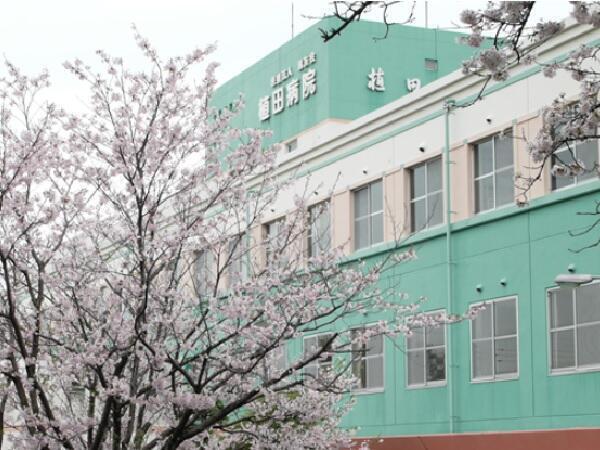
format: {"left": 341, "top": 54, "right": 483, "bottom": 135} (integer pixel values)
{"left": 212, "top": 18, "right": 480, "bottom": 146}
{"left": 338, "top": 183, "right": 600, "bottom": 437}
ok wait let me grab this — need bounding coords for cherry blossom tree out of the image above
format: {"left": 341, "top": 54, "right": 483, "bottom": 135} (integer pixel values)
{"left": 0, "top": 29, "right": 460, "bottom": 449}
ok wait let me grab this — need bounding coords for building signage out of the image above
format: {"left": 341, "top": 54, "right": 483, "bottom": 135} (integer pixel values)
{"left": 259, "top": 52, "right": 318, "bottom": 121}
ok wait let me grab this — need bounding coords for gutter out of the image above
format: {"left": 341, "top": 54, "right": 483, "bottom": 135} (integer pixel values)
{"left": 444, "top": 99, "right": 456, "bottom": 434}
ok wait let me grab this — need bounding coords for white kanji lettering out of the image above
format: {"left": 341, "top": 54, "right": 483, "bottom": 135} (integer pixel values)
{"left": 286, "top": 79, "right": 299, "bottom": 107}
{"left": 367, "top": 67, "right": 385, "bottom": 92}
{"left": 272, "top": 87, "right": 284, "bottom": 115}
{"left": 302, "top": 68, "right": 317, "bottom": 100}
{"left": 258, "top": 95, "right": 270, "bottom": 121}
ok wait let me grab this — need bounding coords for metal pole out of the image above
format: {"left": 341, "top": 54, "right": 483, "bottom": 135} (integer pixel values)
{"left": 444, "top": 99, "right": 455, "bottom": 434}
{"left": 291, "top": 2, "right": 295, "bottom": 39}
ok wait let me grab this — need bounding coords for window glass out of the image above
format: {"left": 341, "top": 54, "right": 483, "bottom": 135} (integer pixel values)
{"left": 411, "top": 164, "right": 426, "bottom": 198}
{"left": 406, "top": 315, "right": 446, "bottom": 387}
{"left": 551, "top": 329, "right": 576, "bottom": 369}
{"left": 494, "top": 299, "right": 517, "bottom": 337}
{"left": 308, "top": 201, "right": 331, "bottom": 258}
{"left": 352, "top": 329, "right": 384, "bottom": 390}
{"left": 475, "top": 176, "right": 494, "bottom": 213}
{"left": 411, "top": 198, "right": 426, "bottom": 232}
{"left": 354, "top": 180, "right": 384, "bottom": 250}
{"left": 370, "top": 180, "right": 383, "bottom": 213}
{"left": 577, "top": 324, "right": 600, "bottom": 367}
{"left": 550, "top": 288, "right": 573, "bottom": 328}
{"left": 427, "top": 158, "right": 442, "bottom": 192}
{"left": 407, "top": 350, "right": 425, "bottom": 386}
{"left": 494, "top": 168, "right": 514, "bottom": 207}
{"left": 426, "top": 348, "right": 446, "bottom": 382}
{"left": 494, "top": 134, "right": 514, "bottom": 169}
{"left": 471, "top": 298, "right": 518, "bottom": 380}
{"left": 549, "top": 283, "right": 600, "bottom": 372}
{"left": 472, "top": 306, "right": 492, "bottom": 340}
{"left": 475, "top": 139, "right": 494, "bottom": 176}
{"left": 552, "top": 139, "right": 598, "bottom": 190}
{"left": 304, "top": 334, "right": 333, "bottom": 379}
{"left": 371, "top": 212, "right": 384, "bottom": 245}
{"left": 472, "top": 340, "right": 493, "bottom": 379}
{"left": 494, "top": 336, "right": 518, "bottom": 375}
{"left": 576, "top": 283, "right": 600, "bottom": 324}
{"left": 410, "top": 157, "right": 443, "bottom": 232}
{"left": 474, "top": 132, "right": 514, "bottom": 213}
{"left": 354, "top": 187, "right": 369, "bottom": 218}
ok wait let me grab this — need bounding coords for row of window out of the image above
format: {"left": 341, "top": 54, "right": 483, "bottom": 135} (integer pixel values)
{"left": 302, "top": 283, "right": 600, "bottom": 391}
{"left": 266, "top": 131, "right": 599, "bottom": 258}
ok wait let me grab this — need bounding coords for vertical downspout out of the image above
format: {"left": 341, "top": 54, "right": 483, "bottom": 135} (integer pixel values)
{"left": 444, "top": 99, "right": 455, "bottom": 434}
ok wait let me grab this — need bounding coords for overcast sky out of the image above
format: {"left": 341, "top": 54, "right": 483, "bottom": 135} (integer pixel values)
{"left": 0, "top": 1, "right": 572, "bottom": 110}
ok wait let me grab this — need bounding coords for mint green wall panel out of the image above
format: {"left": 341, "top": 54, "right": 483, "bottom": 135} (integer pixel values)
{"left": 213, "top": 18, "right": 480, "bottom": 146}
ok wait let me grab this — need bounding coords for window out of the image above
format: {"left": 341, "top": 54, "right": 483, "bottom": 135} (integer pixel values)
{"left": 354, "top": 180, "right": 383, "bottom": 250}
{"left": 228, "top": 233, "right": 247, "bottom": 286}
{"left": 551, "top": 140, "right": 599, "bottom": 190}
{"left": 406, "top": 313, "right": 446, "bottom": 387}
{"left": 351, "top": 329, "right": 384, "bottom": 390}
{"left": 471, "top": 297, "right": 518, "bottom": 381}
{"left": 474, "top": 131, "right": 514, "bottom": 213}
{"left": 264, "top": 218, "right": 284, "bottom": 268}
{"left": 410, "top": 157, "right": 443, "bottom": 232}
{"left": 308, "top": 201, "right": 331, "bottom": 257}
{"left": 193, "top": 250, "right": 214, "bottom": 297}
{"left": 549, "top": 283, "right": 600, "bottom": 372}
{"left": 304, "top": 334, "right": 333, "bottom": 379}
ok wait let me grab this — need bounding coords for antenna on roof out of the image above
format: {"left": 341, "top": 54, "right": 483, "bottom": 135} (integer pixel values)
{"left": 291, "top": 2, "right": 295, "bottom": 39}
{"left": 425, "top": 1, "right": 429, "bottom": 28}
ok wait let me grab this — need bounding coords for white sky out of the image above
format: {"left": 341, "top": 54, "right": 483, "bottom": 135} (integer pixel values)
{"left": 0, "top": 0, "right": 572, "bottom": 110}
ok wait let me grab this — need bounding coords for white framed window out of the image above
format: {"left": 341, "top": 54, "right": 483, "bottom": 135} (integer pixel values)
{"left": 264, "top": 218, "right": 284, "bottom": 269}
{"left": 548, "top": 282, "right": 600, "bottom": 373}
{"left": 354, "top": 180, "right": 383, "bottom": 250}
{"left": 551, "top": 140, "right": 599, "bottom": 190}
{"left": 351, "top": 328, "right": 384, "bottom": 391}
{"left": 410, "top": 157, "right": 443, "bottom": 232}
{"left": 193, "top": 250, "right": 214, "bottom": 297}
{"left": 303, "top": 333, "right": 333, "bottom": 379}
{"left": 228, "top": 233, "right": 247, "bottom": 287}
{"left": 471, "top": 297, "right": 518, "bottom": 381}
{"left": 308, "top": 201, "right": 331, "bottom": 258}
{"left": 474, "top": 131, "right": 514, "bottom": 213}
{"left": 406, "top": 312, "right": 446, "bottom": 388}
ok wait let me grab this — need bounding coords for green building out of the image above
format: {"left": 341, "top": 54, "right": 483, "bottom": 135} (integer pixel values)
{"left": 214, "top": 16, "right": 600, "bottom": 450}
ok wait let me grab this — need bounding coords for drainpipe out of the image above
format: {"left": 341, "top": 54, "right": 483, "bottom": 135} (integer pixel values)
{"left": 443, "top": 99, "right": 455, "bottom": 434}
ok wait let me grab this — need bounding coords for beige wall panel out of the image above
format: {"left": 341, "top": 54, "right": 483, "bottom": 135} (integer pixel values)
{"left": 515, "top": 114, "right": 548, "bottom": 200}
{"left": 449, "top": 144, "right": 472, "bottom": 222}
{"left": 383, "top": 168, "right": 407, "bottom": 242}
{"left": 332, "top": 190, "right": 352, "bottom": 256}
{"left": 249, "top": 225, "right": 265, "bottom": 272}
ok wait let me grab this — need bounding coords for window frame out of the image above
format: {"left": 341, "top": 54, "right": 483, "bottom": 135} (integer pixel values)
{"left": 264, "top": 217, "right": 285, "bottom": 269}
{"left": 353, "top": 179, "right": 384, "bottom": 251}
{"left": 469, "top": 296, "right": 519, "bottom": 383}
{"left": 350, "top": 326, "right": 385, "bottom": 393}
{"left": 307, "top": 200, "right": 331, "bottom": 258}
{"left": 547, "top": 282, "right": 600, "bottom": 375}
{"left": 303, "top": 333, "right": 333, "bottom": 379}
{"left": 473, "top": 130, "right": 515, "bottom": 214}
{"left": 405, "top": 310, "right": 447, "bottom": 389}
{"left": 551, "top": 140, "right": 600, "bottom": 191}
{"left": 193, "top": 249, "right": 214, "bottom": 298}
{"left": 409, "top": 156, "right": 444, "bottom": 232}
